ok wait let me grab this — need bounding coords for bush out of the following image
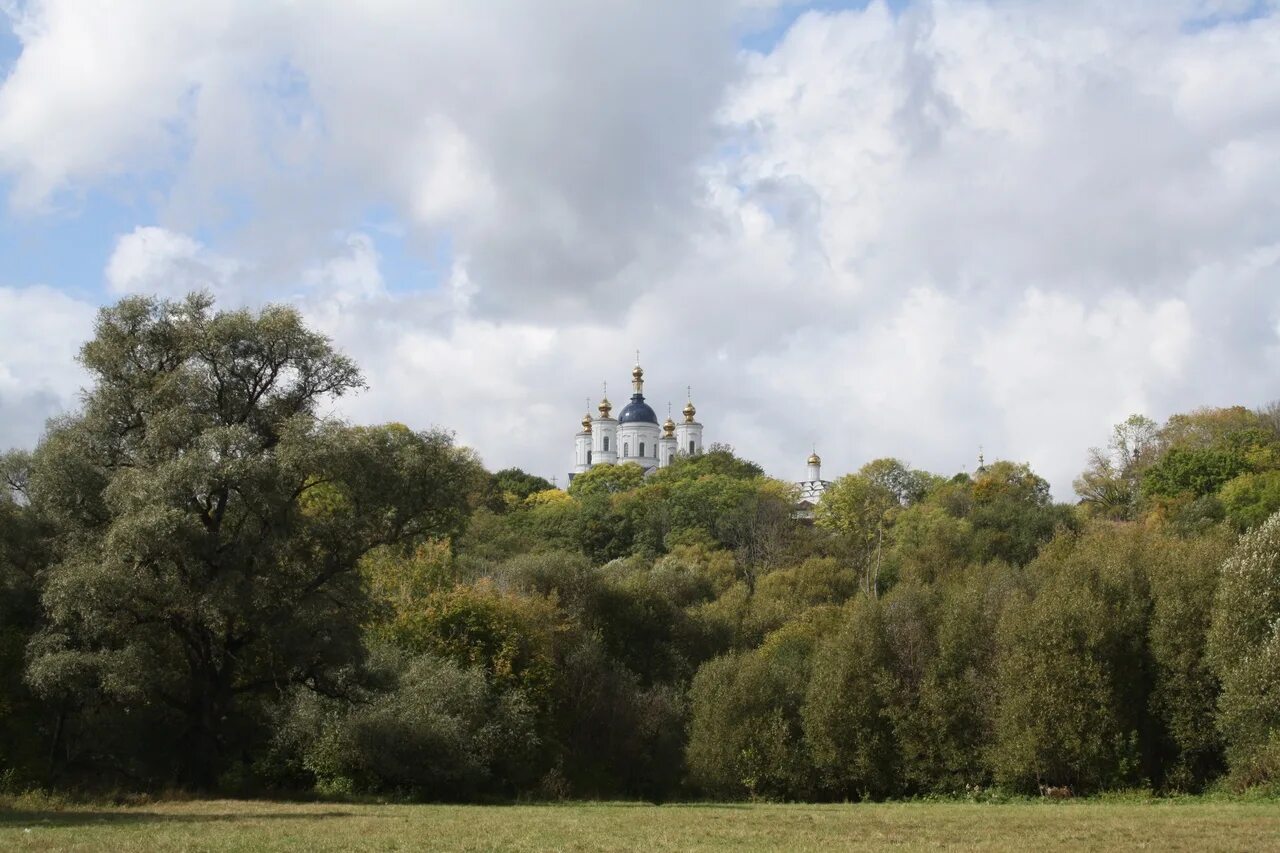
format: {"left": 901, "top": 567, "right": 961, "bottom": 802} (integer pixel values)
{"left": 289, "top": 654, "right": 538, "bottom": 799}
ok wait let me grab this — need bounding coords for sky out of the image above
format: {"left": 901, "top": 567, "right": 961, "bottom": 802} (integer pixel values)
{"left": 1, "top": 0, "right": 1279, "bottom": 499}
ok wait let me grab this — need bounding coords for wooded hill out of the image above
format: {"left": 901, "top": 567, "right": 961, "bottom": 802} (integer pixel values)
{"left": 3, "top": 294, "right": 1280, "bottom": 801}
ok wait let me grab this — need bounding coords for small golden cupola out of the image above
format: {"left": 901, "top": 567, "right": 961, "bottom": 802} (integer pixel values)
{"left": 807, "top": 451, "right": 821, "bottom": 466}
{"left": 598, "top": 396, "right": 612, "bottom": 419}
{"left": 682, "top": 399, "right": 696, "bottom": 423}
{"left": 663, "top": 415, "right": 676, "bottom": 437}
{"left": 581, "top": 411, "right": 593, "bottom": 433}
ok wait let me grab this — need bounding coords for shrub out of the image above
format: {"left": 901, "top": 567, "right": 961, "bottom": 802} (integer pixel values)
{"left": 290, "top": 654, "right": 537, "bottom": 799}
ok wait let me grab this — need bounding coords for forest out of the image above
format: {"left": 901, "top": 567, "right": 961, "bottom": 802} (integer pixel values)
{"left": 2, "top": 293, "right": 1280, "bottom": 802}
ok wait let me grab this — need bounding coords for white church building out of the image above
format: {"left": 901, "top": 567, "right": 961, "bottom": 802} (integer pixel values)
{"left": 571, "top": 362, "right": 703, "bottom": 479}
{"left": 568, "top": 362, "right": 832, "bottom": 513}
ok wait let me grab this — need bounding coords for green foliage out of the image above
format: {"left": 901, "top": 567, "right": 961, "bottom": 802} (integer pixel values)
{"left": 6, "top": 289, "right": 1278, "bottom": 803}
{"left": 802, "top": 598, "right": 899, "bottom": 799}
{"left": 376, "top": 579, "right": 562, "bottom": 713}
{"left": 546, "top": 633, "right": 686, "bottom": 799}
{"left": 1145, "top": 526, "right": 1233, "bottom": 790}
{"left": 362, "top": 539, "right": 458, "bottom": 609}
{"left": 567, "top": 463, "right": 645, "bottom": 498}
{"left": 901, "top": 571, "right": 1004, "bottom": 791}
{"left": 743, "top": 557, "right": 857, "bottom": 642}
{"left": 815, "top": 474, "right": 897, "bottom": 542}
{"left": 22, "top": 294, "right": 483, "bottom": 788}
{"left": 1142, "top": 448, "right": 1250, "bottom": 500}
{"left": 1075, "top": 415, "right": 1160, "bottom": 520}
{"left": 1220, "top": 471, "right": 1280, "bottom": 531}
{"left": 687, "top": 612, "right": 838, "bottom": 799}
{"left": 287, "top": 653, "right": 537, "bottom": 799}
{"left": 968, "top": 461, "right": 1074, "bottom": 566}
{"left": 859, "top": 458, "right": 941, "bottom": 507}
{"left": 1208, "top": 512, "right": 1280, "bottom": 787}
{"left": 991, "top": 527, "right": 1160, "bottom": 793}
{"left": 648, "top": 445, "right": 764, "bottom": 483}
{"left": 491, "top": 468, "right": 556, "bottom": 504}
{"left": 886, "top": 504, "right": 973, "bottom": 584}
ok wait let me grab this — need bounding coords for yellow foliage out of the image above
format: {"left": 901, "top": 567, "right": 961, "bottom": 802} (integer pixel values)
{"left": 523, "top": 488, "right": 573, "bottom": 508}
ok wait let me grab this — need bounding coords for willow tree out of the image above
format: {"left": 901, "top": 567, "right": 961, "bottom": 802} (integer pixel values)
{"left": 25, "top": 293, "right": 482, "bottom": 788}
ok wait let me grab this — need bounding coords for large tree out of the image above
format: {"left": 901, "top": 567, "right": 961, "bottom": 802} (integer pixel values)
{"left": 24, "top": 293, "right": 482, "bottom": 787}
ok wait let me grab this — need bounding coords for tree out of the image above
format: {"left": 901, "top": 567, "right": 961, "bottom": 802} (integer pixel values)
{"left": 649, "top": 445, "right": 763, "bottom": 484}
{"left": 1144, "top": 526, "right": 1233, "bottom": 790}
{"left": 1207, "top": 511, "right": 1280, "bottom": 787}
{"left": 1220, "top": 471, "right": 1280, "bottom": 531}
{"left": 887, "top": 504, "right": 974, "bottom": 584}
{"left": 371, "top": 579, "right": 562, "bottom": 717}
{"left": 859, "top": 458, "right": 941, "bottom": 507}
{"left": 1159, "top": 406, "right": 1271, "bottom": 453}
{"left": 1141, "top": 448, "right": 1249, "bottom": 501}
{"left": 687, "top": 611, "right": 836, "bottom": 799}
{"left": 566, "top": 462, "right": 645, "bottom": 499}
{"left": 903, "top": 570, "right": 1007, "bottom": 792}
{"left": 802, "top": 598, "right": 900, "bottom": 798}
{"left": 814, "top": 474, "right": 898, "bottom": 595}
{"left": 1075, "top": 415, "right": 1159, "bottom": 520}
{"left": 24, "top": 294, "right": 482, "bottom": 788}
{"left": 492, "top": 468, "right": 556, "bottom": 503}
{"left": 990, "top": 529, "right": 1151, "bottom": 793}
{"left": 968, "top": 461, "right": 1073, "bottom": 566}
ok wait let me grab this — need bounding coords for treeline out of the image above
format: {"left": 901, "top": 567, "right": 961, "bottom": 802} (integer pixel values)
{"left": 2, "top": 294, "right": 1280, "bottom": 801}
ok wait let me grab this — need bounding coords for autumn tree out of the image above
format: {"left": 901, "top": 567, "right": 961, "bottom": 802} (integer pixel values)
{"left": 24, "top": 294, "right": 482, "bottom": 788}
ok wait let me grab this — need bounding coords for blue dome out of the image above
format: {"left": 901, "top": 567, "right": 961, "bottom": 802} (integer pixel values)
{"left": 618, "top": 394, "right": 659, "bottom": 424}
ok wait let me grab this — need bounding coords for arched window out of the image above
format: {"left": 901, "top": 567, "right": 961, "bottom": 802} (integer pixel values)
{"left": 689, "top": 440, "right": 695, "bottom": 454}
{"left": 603, "top": 436, "right": 609, "bottom": 452}
{"left": 624, "top": 442, "right": 630, "bottom": 457}
{"left": 587, "top": 450, "right": 592, "bottom": 465}
{"left": 639, "top": 442, "right": 645, "bottom": 457}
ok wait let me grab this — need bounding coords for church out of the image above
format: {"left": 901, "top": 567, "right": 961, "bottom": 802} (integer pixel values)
{"left": 569, "top": 361, "right": 831, "bottom": 509}
{"left": 571, "top": 361, "right": 703, "bottom": 479}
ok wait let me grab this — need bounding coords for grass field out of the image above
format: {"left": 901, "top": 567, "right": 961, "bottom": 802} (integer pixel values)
{"left": 3, "top": 797, "right": 1280, "bottom": 851}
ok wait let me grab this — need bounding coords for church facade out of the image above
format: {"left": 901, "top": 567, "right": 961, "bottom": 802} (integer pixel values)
{"left": 571, "top": 362, "right": 703, "bottom": 479}
{"left": 569, "top": 363, "right": 831, "bottom": 511}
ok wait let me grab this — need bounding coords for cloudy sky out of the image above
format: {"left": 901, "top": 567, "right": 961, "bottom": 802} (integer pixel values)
{"left": 1, "top": 0, "right": 1278, "bottom": 498}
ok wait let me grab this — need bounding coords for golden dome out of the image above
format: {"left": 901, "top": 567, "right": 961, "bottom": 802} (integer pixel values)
{"left": 632, "top": 364, "right": 643, "bottom": 380}
{"left": 807, "top": 451, "right": 821, "bottom": 466}
{"left": 682, "top": 400, "right": 696, "bottom": 423}
{"left": 663, "top": 417, "right": 676, "bottom": 437}
{"left": 598, "top": 397, "right": 612, "bottom": 418}
{"left": 581, "top": 412, "right": 593, "bottom": 432}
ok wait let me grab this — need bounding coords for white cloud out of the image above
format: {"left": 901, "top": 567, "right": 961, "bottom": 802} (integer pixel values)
{"left": 4, "top": 1, "right": 1280, "bottom": 498}
{"left": 106, "top": 226, "right": 239, "bottom": 298}
{"left": 0, "top": 285, "right": 95, "bottom": 450}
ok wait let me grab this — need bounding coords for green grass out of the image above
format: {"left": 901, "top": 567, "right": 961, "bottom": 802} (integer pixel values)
{"left": 2, "top": 797, "right": 1279, "bottom": 851}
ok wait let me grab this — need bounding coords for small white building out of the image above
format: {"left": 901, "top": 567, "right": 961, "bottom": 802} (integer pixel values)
{"left": 794, "top": 452, "right": 831, "bottom": 520}
{"left": 571, "top": 362, "right": 703, "bottom": 480}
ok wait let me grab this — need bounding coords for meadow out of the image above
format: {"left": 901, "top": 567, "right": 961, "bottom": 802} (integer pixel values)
{"left": 2, "top": 797, "right": 1279, "bottom": 852}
